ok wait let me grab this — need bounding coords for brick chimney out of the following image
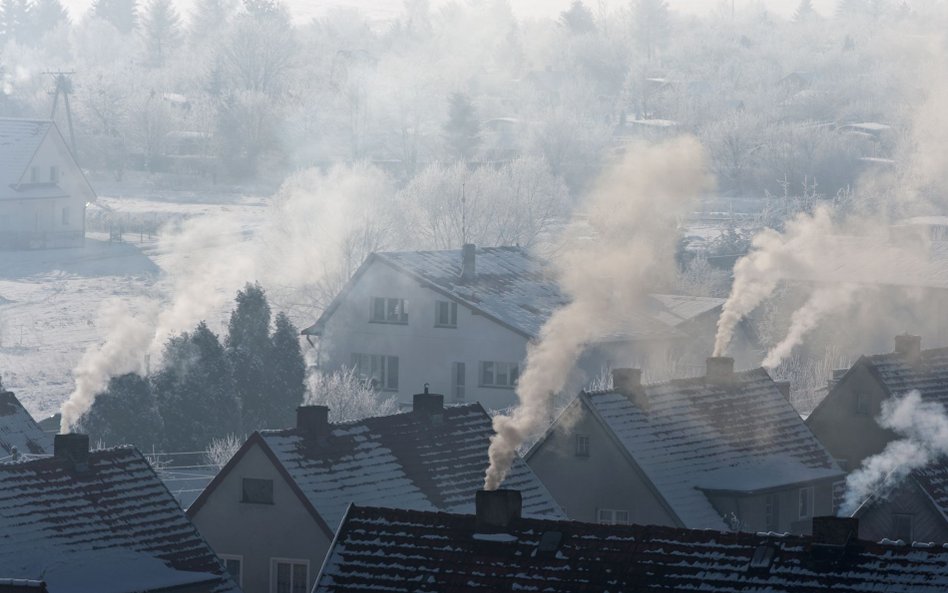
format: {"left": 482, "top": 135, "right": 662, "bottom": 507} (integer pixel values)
{"left": 706, "top": 356, "right": 735, "bottom": 385}
{"left": 613, "top": 368, "right": 648, "bottom": 411}
{"left": 475, "top": 489, "right": 522, "bottom": 533}
{"left": 413, "top": 384, "right": 444, "bottom": 420}
{"left": 894, "top": 334, "right": 921, "bottom": 361}
{"left": 297, "top": 405, "right": 329, "bottom": 439}
{"left": 54, "top": 433, "right": 89, "bottom": 472}
{"left": 811, "top": 516, "right": 859, "bottom": 546}
{"left": 461, "top": 244, "right": 476, "bottom": 282}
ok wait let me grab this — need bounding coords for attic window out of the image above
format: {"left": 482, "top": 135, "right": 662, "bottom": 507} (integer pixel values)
{"left": 241, "top": 477, "right": 274, "bottom": 504}
{"left": 749, "top": 544, "right": 776, "bottom": 570}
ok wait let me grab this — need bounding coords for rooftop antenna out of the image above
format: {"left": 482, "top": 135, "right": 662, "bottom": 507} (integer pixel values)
{"left": 45, "top": 71, "right": 78, "bottom": 159}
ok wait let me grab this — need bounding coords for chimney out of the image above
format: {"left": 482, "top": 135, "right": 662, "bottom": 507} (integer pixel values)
{"left": 297, "top": 405, "right": 329, "bottom": 439}
{"left": 54, "top": 433, "right": 89, "bottom": 472}
{"left": 894, "top": 334, "right": 921, "bottom": 361}
{"left": 811, "top": 516, "right": 859, "bottom": 547}
{"left": 612, "top": 368, "right": 648, "bottom": 410}
{"left": 475, "top": 489, "right": 522, "bottom": 533}
{"left": 706, "top": 356, "right": 735, "bottom": 385}
{"left": 775, "top": 381, "right": 791, "bottom": 400}
{"left": 413, "top": 384, "right": 444, "bottom": 419}
{"left": 461, "top": 244, "right": 476, "bottom": 282}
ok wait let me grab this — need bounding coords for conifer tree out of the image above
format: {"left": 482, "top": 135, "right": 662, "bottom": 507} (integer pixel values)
{"left": 140, "top": 0, "right": 181, "bottom": 66}
{"left": 189, "top": 0, "right": 231, "bottom": 43}
{"left": 443, "top": 92, "right": 480, "bottom": 162}
{"left": 30, "top": 0, "right": 68, "bottom": 38}
{"left": 794, "top": 0, "right": 816, "bottom": 22}
{"left": 266, "top": 312, "right": 306, "bottom": 428}
{"left": 632, "top": 0, "right": 669, "bottom": 63}
{"left": 226, "top": 283, "right": 273, "bottom": 432}
{"left": 0, "top": 0, "right": 29, "bottom": 43}
{"left": 77, "top": 373, "right": 164, "bottom": 450}
{"left": 92, "top": 0, "right": 137, "bottom": 33}
{"left": 559, "top": 0, "right": 596, "bottom": 34}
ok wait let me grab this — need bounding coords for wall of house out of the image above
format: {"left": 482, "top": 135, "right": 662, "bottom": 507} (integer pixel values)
{"left": 190, "top": 443, "right": 330, "bottom": 593}
{"left": 805, "top": 364, "right": 895, "bottom": 472}
{"left": 858, "top": 480, "right": 948, "bottom": 544}
{"left": 704, "top": 480, "right": 837, "bottom": 534}
{"left": 526, "top": 399, "right": 678, "bottom": 526}
{"left": 320, "top": 261, "right": 530, "bottom": 411}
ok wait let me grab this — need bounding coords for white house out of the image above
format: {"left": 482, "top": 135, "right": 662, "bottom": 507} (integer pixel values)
{"left": 0, "top": 118, "right": 95, "bottom": 249}
{"left": 302, "top": 245, "right": 724, "bottom": 411}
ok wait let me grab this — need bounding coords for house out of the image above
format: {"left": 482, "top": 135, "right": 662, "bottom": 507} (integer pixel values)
{"left": 527, "top": 357, "right": 844, "bottom": 533}
{"left": 0, "top": 118, "right": 95, "bottom": 249}
{"left": 850, "top": 462, "right": 948, "bottom": 544}
{"left": 0, "top": 433, "right": 240, "bottom": 593}
{"left": 302, "top": 245, "right": 724, "bottom": 410}
{"left": 187, "top": 395, "right": 562, "bottom": 593}
{"left": 0, "top": 389, "right": 52, "bottom": 460}
{"left": 312, "top": 489, "right": 948, "bottom": 592}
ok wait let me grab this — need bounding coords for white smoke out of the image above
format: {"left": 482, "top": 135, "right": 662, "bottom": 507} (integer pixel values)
{"left": 484, "top": 137, "right": 713, "bottom": 489}
{"left": 839, "top": 391, "right": 948, "bottom": 517}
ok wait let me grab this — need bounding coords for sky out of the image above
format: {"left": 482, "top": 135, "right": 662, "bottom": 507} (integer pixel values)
{"left": 60, "top": 0, "right": 838, "bottom": 25}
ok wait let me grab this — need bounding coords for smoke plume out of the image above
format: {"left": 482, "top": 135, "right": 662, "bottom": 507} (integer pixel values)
{"left": 484, "top": 137, "right": 713, "bottom": 489}
{"left": 839, "top": 391, "right": 948, "bottom": 517}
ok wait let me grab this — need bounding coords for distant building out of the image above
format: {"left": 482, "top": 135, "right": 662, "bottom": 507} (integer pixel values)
{"left": 851, "top": 463, "right": 948, "bottom": 544}
{"left": 312, "top": 489, "right": 948, "bottom": 593}
{"left": 528, "top": 358, "right": 844, "bottom": 533}
{"left": 188, "top": 396, "right": 561, "bottom": 593}
{"left": 0, "top": 434, "right": 240, "bottom": 593}
{"left": 0, "top": 118, "right": 95, "bottom": 250}
{"left": 0, "top": 389, "right": 52, "bottom": 460}
{"left": 302, "top": 245, "right": 724, "bottom": 411}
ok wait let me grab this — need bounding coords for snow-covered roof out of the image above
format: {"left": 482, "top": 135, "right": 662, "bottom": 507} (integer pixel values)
{"left": 647, "top": 293, "right": 724, "bottom": 327}
{"left": 856, "top": 345, "right": 948, "bottom": 405}
{"left": 0, "top": 118, "right": 51, "bottom": 187}
{"left": 314, "top": 505, "right": 948, "bottom": 592}
{"left": 191, "top": 403, "right": 562, "bottom": 532}
{"left": 578, "top": 368, "right": 842, "bottom": 530}
{"left": 0, "top": 446, "right": 239, "bottom": 593}
{"left": 304, "top": 246, "right": 705, "bottom": 342}
{"left": 0, "top": 390, "right": 52, "bottom": 460}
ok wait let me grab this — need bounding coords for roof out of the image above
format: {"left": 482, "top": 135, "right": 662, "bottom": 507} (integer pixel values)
{"left": 303, "top": 246, "right": 699, "bottom": 342}
{"left": 190, "top": 403, "right": 563, "bottom": 531}
{"left": 315, "top": 505, "right": 948, "bottom": 593}
{"left": 0, "top": 447, "right": 239, "bottom": 593}
{"left": 0, "top": 390, "right": 52, "bottom": 460}
{"left": 573, "top": 368, "right": 842, "bottom": 529}
{"left": 859, "top": 346, "right": 948, "bottom": 405}
{"left": 0, "top": 118, "right": 51, "bottom": 187}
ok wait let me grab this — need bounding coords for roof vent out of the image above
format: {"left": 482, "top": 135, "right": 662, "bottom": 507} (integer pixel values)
{"left": 535, "top": 530, "right": 564, "bottom": 558}
{"left": 612, "top": 368, "right": 648, "bottom": 411}
{"left": 748, "top": 544, "right": 776, "bottom": 570}
{"left": 475, "top": 489, "right": 522, "bottom": 533}
{"left": 297, "top": 405, "right": 329, "bottom": 439}
{"left": 706, "top": 356, "right": 735, "bottom": 385}
{"left": 54, "top": 433, "right": 89, "bottom": 472}
{"left": 894, "top": 334, "right": 921, "bottom": 361}
{"left": 812, "top": 516, "right": 858, "bottom": 547}
{"left": 461, "top": 243, "right": 476, "bottom": 282}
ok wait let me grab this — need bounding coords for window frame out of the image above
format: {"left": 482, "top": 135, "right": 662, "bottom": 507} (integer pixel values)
{"left": 575, "top": 434, "right": 590, "bottom": 457}
{"left": 764, "top": 493, "right": 779, "bottom": 532}
{"left": 61, "top": 207, "right": 70, "bottom": 226}
{"left": 219, "top": 554, "right": 243, "bottom": 587}
{"left": 597, "top": 508, "right": 630, "bottom": 525}
{"left": 30, "top": 166, "right": 38, "bottom": 183}
{"left": 351, "top": 353, "right": 399, "bottom": 391}
{"left": 855, "top": 391, "right": 871, "bottom": 416}
{"left": 269, "top": 557, "right": 309, "bottom": 593}
{"left": 369, "top": 296, "right": 408, "bottom": 324}
{"left": 241, "top": 477, "right": 274, "bottom": 505}
{"left": 478, "top": 361, "right": 519, "bottom": 388}
{"left": 798, "top": 486, "right": 815, "bottom": 519}
{"left": 50, "top": 165, "right": 59, "bottom": 183}
{"left": 452, "top": 361, "right": 466, "bottom": 402}
{"left": 435, "top": 300, "right": 458, "bottom": 328}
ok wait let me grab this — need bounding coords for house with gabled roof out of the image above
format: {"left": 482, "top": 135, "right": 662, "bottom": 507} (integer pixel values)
{"left": 526, "top": 357, "right": 844, "bottom": 533}
{"left": 849, "top": 462, "right": 948, "bottom": 544}
{"left": 313, "top": 489, "right": 948, "bottom": 593}
{"left": 0, "top": 388, "right": 52, "bottom": 460}
{"left": 187, "top": 394, "right": 562, "bottom": 593}
{"left": 302, "top": 244, "right": 724, "bottom": 411}
{"left": 0, "top": 433, "right": 240, "bottom": 593}
{"left": 0, "top": 118, "right": 95, "bottom": 249}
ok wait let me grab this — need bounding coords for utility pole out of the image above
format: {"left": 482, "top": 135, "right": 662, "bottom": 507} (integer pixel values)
{"left": 460, "top": 182, "right": 467, "bottom": 246}
{"left": 45, "top": 71, "right": 78, "bottom": 159}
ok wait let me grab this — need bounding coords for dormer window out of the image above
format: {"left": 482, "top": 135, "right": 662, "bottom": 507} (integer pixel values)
{"left": 370, "top": 297, "right": 408, "bottom": 324}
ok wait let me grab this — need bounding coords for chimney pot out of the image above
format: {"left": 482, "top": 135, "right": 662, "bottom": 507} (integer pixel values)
{"left": 612, "top": 368, "right": 648, "bottom": 410}
{"left": 297, "top": 405, "right": 329, "bottom": 438}
{"left": 706, "top": 357, "right": 735, "bottom": 385}
{"left": 54, "top": 433, "right": 89, "bottom": 471}
{"left": 811, "top": 516, "right": 859, "bottom": 546}
{"left": 461, "top": 244, "right": 476, "bottom": 282}
{"left": 894, "top": 334, "right": 921, "bottom": 361}
{"left": 413, "top": 386, "right": 444, "bottom": 418}
{"left": 475, "top": 489, "right": 522, "bottom": 533}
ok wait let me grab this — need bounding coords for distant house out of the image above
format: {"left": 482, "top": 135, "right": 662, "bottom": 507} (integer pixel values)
{"left": 527, "top": 358, "right": 844, "bottom": 533}
{"left": 312, "top": 489, "right": 948, "bottom": 593}
{"left": 187, "top": 395, "right": 562, "bottom": 593}
{"left": 302, "top": 245, "right": 723, "bottom": 410}
{"left": 851, "top": 463, "right": 948, "bottom": 544}
{"left": 0, "top": 118, "right": 95, "bottom": 250}
{"left": 0, "top": 434, "right": 240, "bottom": 593}
{"left": 0, "top": 389, "right": 52, "bottom": 460}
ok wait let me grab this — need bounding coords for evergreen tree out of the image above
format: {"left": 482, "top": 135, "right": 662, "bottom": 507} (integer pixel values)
{"left": 632, "top": 0, "right": 669, "bottom": 63}
{"left": 189, "top": 0, "right": 231, "bottom": 43}
{"left": 559, "top": 0, "right": 596, "bottom": 34}
{"left": 77, "top": 373, "right": 164, "bottom": 451}
{"left": 92, "top": 0, "right": 137, "bottom": 33}
{"left": 30, "top": 0, "right": 68, "bottom": 38}
{"left": 266, "top": 312, "right": 306, "bottom": 428}
{"left": 0, "top": 0, "right": 29, "bottom": 43}
{"left": 794, "top": 0, "right": 816, "bottom": 21}
{"left": 140, "top": 0, "right": 181, "bottom": 66}
{"left": 443, "top": 92, "right": 480, "bottom": 162}
{"left": 226, "top": 283, "right": 273, "bottom": 432}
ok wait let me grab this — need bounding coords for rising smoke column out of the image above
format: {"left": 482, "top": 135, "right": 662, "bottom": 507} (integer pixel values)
{"left": 839, "top": 390, "right": 948, "bottom": 517}
{"left": 484, "top": 137, "right": 713, "bottom": 489}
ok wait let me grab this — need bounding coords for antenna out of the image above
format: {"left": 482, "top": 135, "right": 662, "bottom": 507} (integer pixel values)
{"left": 44, "top": 71, "right": 78, "bottom": 159}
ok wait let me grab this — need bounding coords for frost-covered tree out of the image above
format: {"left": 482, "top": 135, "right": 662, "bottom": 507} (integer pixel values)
{"left": 188, "top": 0, "right": 233, "bottom": 42}
{"left": 219, "top": 0, "right": 295, "bottom": 95}
{"left": 632, "top": 0, "right": 668, "bottom": 62}
{"left": 306, "top": 367, "right": 399, "bottom": 423}
{"left": 794, "top": 0, "right": 816, "bottom": 21}
{"left": 560, "top": 0, "right": 596, "bottom": 34}
{"left": 29, "top": 0, "right": 68, "bottom": 38}
{"left": 0, "top": 0, "right": 29, "bottom": 43}
{"left": 443, "top": 92, "right": 481, "bottom": 161}
{"left": 265, "top": 312, "right": 306, "bottom": 428}
{"left": 92, "top": 0, "right": 138, "bottom": 33}
{"left": 226, "top": 283, "right": 273, "bottom": 432}
{"left": 140, "top": 0, "right": 181, "bottom": 66}
{"left": 77, "top": 373, "right": 164, "bottom": 451}
{"left": 204, "top": 433, "right": 242, "bottom": 469}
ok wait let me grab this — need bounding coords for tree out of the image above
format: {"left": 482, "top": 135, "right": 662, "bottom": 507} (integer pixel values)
{"left": 443, "top": 92, "right": 480, "bottom": 161}
{"left": 794, "top": 0, "right": 816, "bottom": 21}
{"left": 189, "top": 0, "right": 233, "bottom": 42}
{"left": 306, "top": 367, "right": 399, "bottom": 423}
{"left": 560, "top": 0, "right": 596, "bottom": 34}
{"left": 226, "top": 283, "right": 273, "bottom": 432}
{"left": 140, "top": 0, "right": 181, "bottom": 66}
{"left": 92, "top": 0, "right": 138, "bottom": 33}
{"left": 219, "top": 1, "right": 295, "bottom": 95}
{"left": 30, "top": 0, "right": 68, "bottom": 38}
{"left": 76, "top": 373, "right": 164, "bottom": 451}
{"left": 265, "top": 312, "right": 306, "bottom": 428}
{"left": 632, "top": 0, "right": 669, "bottom": 63}
{"left": 0, "top": 0, "right": 29, "bottom": 43}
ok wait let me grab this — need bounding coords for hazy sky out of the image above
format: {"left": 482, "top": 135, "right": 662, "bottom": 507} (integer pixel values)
{"left": 59, "top": 0, "right": 837, "bottom": 25}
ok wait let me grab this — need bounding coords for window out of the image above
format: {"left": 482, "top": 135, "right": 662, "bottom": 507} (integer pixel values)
{"left": 452, "top": 362, "right": 466, "bottom": 402}
{"left": 61, "top": 207, "right": 69, "bottom": 226}
{"left": 30, "top": 166, "right": 38, "bottom": 183}
{"left": 50, "top": 166, "right": 59, "bottom": 183}
{"left": 220, "top": 555, "right": 242, "bottom": 586}
{"left": 271, "top": 559, "right": 308, "bottom": 593}
{"left": 351, "top": 353, "right": 399, "bottom": 391}
{"left": 798, "top": 486, "right": 814, "bottom": 519}
{"left": 241, "top": 478, "right": 274, "bottom": 504}
{"left": 893, "top": 514, "right": 913, "bottom": 543}
{"left": 370, "top": 297, "right": 408, "bottom": 324}
{"left": 597, "top": 509, "right": 630, "bottom": 525}
{"left": 764, "top": 493, "right": 779, "bottom": 531}
{"left": 435, "top": 300, "right": 458, "bottom": 327}
{"left": 479, "top": 361, "right": 519, "bottom": 388}
{"left": 749, "top": 544, "right": 776, "bottom": 570}
{"left": 575, "top": 434, "right": 590, "bottom": 457}
{"left": 856, "top": 392, "right": 870, "bottom": 415}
